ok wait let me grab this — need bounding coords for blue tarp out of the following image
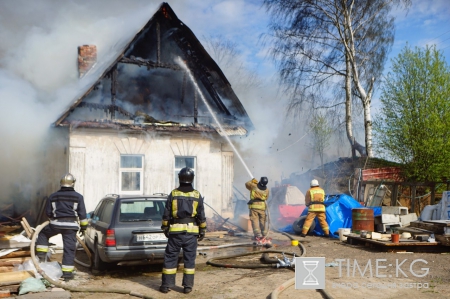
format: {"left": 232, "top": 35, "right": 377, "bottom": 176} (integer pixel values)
{"left": 279, "top": 194, "right": 366, "bottom": 238}
{"left": 307, "top": 194, "right": 363, "bottom": 237}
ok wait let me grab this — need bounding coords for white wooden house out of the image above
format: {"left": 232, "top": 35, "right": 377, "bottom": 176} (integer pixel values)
{"left": 39, "top": 3, "right": 253, "bottom": 220}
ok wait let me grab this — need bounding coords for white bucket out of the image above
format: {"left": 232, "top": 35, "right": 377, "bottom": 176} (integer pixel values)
{"left": 339, "top": 228, "right": 351, "bottom": 241}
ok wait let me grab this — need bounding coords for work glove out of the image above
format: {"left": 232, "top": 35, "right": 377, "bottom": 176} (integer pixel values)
{"left": 161, "top": 226, "right": 170, "bottom": 238}
{"left": 197, "top": 229, "right": 206, "bottom": 242}
{"left": 251, "top": 178, "right": 258, "bottom": 184}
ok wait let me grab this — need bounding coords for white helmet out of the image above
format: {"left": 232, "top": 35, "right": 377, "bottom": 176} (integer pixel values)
{"left": 310, "top": 179, "right": 319, "bottom": 187}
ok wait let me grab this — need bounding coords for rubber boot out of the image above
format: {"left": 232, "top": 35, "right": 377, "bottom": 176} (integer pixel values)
{"left": 62, "top": 271, "right": 74, "bottom": 281}
{"left": 161, "top": 273, "right": 175, "bottom": 293}
{"left": 183, "top": 273, "right": 194, "bottom": 293}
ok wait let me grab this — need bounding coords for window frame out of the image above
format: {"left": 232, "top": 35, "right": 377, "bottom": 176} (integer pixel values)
{"left": 119, "top": 154, "right": 144, "bottom": 195}
{"left": 174, "top": 156, "right": 196, "bottom": 188}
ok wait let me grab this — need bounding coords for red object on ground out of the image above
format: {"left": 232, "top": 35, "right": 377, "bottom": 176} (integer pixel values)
{"left": 276, "top": 204, "right": 306, "bottom": 227}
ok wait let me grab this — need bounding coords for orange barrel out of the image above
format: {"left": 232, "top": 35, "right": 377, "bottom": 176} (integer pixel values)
{"left": 352, "top": 208, "right": 374, "bottom": 234}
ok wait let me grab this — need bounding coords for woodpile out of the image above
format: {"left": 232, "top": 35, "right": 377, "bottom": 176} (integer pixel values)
{"left": 0, "top": 218, "right": 35, "bottom": 296}
{"left": 406, "top": 220, "right": 450, "bottom": 246}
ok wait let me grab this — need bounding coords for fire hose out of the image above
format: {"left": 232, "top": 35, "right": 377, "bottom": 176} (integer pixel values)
{"left": 30, "top": 221, "right": 155, "bottom": 299}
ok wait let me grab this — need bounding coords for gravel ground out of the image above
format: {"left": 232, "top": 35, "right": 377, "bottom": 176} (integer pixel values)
{"left": 45, "top": 231, "right": 450, "bottom": 299}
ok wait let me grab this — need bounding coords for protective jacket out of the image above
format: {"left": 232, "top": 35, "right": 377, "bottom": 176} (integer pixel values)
{"left": 162, "top": 184, "right": 207, "bottom": 234}
{"left": 245, "top": 179, "right": 270, "bottom": 210}
{"left": 46, "top": 187, "right": 88, "bottom": 230}
{"left": 305, "top": 186, "right": 326, "bottom": 212}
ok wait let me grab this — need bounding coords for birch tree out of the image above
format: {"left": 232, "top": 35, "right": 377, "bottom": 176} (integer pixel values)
{"left": 263, "top": 0, "right": 410, "bottom": 157}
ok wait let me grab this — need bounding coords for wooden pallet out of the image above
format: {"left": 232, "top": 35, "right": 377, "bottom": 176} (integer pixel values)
{"left": 345, "top": 233, "right": 449, "bottom": 252}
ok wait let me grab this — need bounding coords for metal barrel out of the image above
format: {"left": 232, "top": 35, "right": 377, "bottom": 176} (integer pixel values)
{"left": 352, "top": 208, "right": 374, "bottom": 233}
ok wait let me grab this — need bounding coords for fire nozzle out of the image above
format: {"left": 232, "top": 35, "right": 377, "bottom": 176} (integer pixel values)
{"left": 276, "top": 252, "right": 296, "bottom": 268}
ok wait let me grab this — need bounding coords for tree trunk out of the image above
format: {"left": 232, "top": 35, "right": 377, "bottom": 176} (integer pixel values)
{"left": 344, "top": 5, "right": 373, "bottom": 157}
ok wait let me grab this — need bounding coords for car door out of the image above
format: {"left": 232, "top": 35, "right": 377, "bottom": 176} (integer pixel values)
{"left": 85, "top": 200, "right": 105, "bottom": 249}
{"left": 96, "top": 199, "right": 115, "bottom": 247}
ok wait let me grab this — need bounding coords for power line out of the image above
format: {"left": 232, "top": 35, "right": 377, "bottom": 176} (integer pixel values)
{"left": 428, "top": 29, "right": 450, "bottom": 43}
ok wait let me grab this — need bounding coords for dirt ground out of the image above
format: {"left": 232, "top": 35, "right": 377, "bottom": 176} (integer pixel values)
{"left": 50, "top": 231, "right": 450, "bottom": 299}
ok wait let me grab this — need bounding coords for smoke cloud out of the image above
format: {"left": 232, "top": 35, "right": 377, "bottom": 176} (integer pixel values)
{"left": 0, "top": 0, "right": 341, "bottom": 222}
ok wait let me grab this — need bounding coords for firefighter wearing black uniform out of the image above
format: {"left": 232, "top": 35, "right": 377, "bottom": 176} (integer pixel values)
{"left": 36, "top": 173, "right": 88, "bottom": 280}
{"left": 159, "top": 167, "right": 206, "bottom": 294}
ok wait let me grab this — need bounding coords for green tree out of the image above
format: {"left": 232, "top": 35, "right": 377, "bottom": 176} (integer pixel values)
{"left": 310, "top": 113, "right": 332, "bottom": 176}
{"left": 374, "top": 45, "right": 450, "bottom": 181}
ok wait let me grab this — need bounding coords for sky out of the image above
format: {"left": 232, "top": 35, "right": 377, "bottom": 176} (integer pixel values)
{"left": 1, "top": 0, "right": 450, "bottom": 212}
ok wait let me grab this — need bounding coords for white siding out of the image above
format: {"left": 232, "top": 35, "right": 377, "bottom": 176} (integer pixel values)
{"left": 68, "top": 128, "right": 234, "bottom": 217}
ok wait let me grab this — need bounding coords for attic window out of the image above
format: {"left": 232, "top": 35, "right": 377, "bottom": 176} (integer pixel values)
{"left": 120, "top": 155, "right": 144, "bottom": 195}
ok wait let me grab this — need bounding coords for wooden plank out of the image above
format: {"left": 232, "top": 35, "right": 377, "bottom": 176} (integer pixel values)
{"left": 423, "top": 220, "right": 450, "bottom": 227}
{"left": 347, "top": 234, "right": 438, "bottom": 246}
{"left": 0, "top": 227, "right": 21, "bottom": 235}
{"left": 0, "top": 258, "right": 30, "bottom": 267}
{"left": 435, "top": 235, "right": 450, "bottom": 246}
{"left": 0, "top": 267, "right": 14, "bottom": 273}
{"left": 409, "top": 221, "right": 445, "bottom": 234}
{"left": 0, "top": 284, "right": 19, "bottom": 293}
{"left": 0, "top": 251, "right": 31, "bottom": 259}
{"left": 0, "top": 270, "right": 33, "bottom": 284}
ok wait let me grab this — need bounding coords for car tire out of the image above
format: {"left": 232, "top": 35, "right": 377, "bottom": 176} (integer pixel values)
{"left": 92, "top": 241, "right": 107, "bottom": 271}
{"left": 292, "top": 215, "right": 316, "bottom": 235}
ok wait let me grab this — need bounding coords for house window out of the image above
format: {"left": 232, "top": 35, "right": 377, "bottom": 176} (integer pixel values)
{"left": 120, "top": 155, "right": 144, "bottom": 194}
{"left": 174, "top": 157, "right": 196, "bottom": 188}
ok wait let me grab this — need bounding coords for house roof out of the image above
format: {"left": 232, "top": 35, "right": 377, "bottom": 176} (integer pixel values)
{"left": 54, "top": 2, "right": 253, "bottom": 135}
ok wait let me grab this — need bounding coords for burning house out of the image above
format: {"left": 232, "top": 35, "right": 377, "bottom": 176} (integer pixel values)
{"left": 34, "top": 2, "right": 253, "bottom": 220}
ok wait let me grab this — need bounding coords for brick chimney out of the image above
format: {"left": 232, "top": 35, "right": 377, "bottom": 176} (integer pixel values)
{"left": 78, "top": 45, "right": 97, "bottom": 78}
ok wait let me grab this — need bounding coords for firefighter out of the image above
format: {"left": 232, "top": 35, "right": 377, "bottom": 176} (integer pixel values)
{"left": 245, "top": 177, "right": 271, "bottom": 245}
{"left": 35, "top": 173, "right": 88, "bottom": 280}
{"left": 300, "top": 179, "right": 329, "bottom": 237}
{"left": 159, "top": 167, "right": 206, "bottom": 294}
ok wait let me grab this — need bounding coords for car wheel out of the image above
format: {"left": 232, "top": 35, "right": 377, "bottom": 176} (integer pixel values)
{"left": 92, "top": 241, "right": 107, "bottom": 271}
{"left": 293, "top": 215, "right": 316, "bottom": 235}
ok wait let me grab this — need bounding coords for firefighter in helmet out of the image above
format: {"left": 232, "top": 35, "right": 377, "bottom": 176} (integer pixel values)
{"left": 300, "top": 179, "right": 329, "bottom": 237}
{"left": 245, "top": 177, "right": 271, "bottom": 245}
{"left": 35, "top": 173, "right": 88, "bottom": 280}
{"left": 160, "top": 167, "right": 206, "bottom": 294}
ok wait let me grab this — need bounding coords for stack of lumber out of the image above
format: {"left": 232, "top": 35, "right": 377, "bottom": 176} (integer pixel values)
{"left": 0, "top": 219, "right": 35, "bottom": 296}
{"left": 406, "top": 220, "right": 450, "bottom": 246}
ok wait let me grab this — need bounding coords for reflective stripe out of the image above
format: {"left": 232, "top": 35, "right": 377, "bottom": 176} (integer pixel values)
{"left": 172, "top": 190, "right": 200, "bottom": 198}
{"left": 73, "top": 202, "right": 78, "bottom": 217}
{"left": 162, "top": 220, "right": 169, "bottom": 227}
{"left": 49, "top": 219, "right": 79, "bottom": 228}
{"left": 52, "top": 202, "right": 57, "bottom": 218}
{"left": 79, "top": 219, "right": 88, "bottom": 226}
{"left": 192, "top": 201, "right": 198, "bottom": 217}
{"left": 251, "top": 190, "right": 268, "bottom": 200}
{"left": 184, "top": 268, "right": 195, "bottom": 274}
{"left": 169, "top": 223, "right": 199, "bottom": 234}
{"left": 172, "top": 199, "right": 178, "bottom": 218}
{"left": 309, "top": 189, "right": 325, "bottom": 212}
{"left": 162, "top": 268, "right": 177, "bottom": 275}
{"left": 199, "top": 222, "right": 207, "bottom": 229}
{"left": 36, "top": 245, "right": 49, "bottom": 253}
{"left": 248, "top": 202, "right": 266, "bottom": 210}
{"left": 62, "top": 265, "right": 74, "bottom": 272}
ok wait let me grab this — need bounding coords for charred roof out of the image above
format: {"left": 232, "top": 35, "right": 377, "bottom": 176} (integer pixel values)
{"left": 54, "top": 2, "right": 254, "bottom": 134}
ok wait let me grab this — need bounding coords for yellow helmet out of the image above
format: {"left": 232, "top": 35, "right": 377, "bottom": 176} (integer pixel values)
{"left": 60, "top": 173, "right": 76, "bottom": 188}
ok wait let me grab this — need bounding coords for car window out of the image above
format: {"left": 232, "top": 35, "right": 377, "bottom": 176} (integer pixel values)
{"left": 119, "top": 199, "right": 164, "bottom": 222}
{"left": 91, "top": 200, "right": 105, "bottom": 221}
{"left": 98, "top": 200, "right": 114, "bottom": 224}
